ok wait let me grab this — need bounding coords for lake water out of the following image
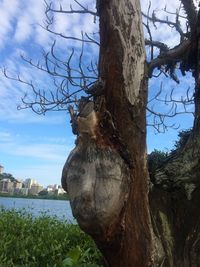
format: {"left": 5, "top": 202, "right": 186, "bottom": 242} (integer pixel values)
{"left": 0, "top": 197, "right": 75, "bottom": 222}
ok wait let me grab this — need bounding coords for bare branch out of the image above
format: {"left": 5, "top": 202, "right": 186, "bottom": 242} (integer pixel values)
{"left": 143, "top": 2, "right": 154, "bottom": 60}
{"left": 40, "top": 23, "right": 100, "bottom": 46}
{"left": 43, "top": 1, "right": 99, "bottom": 46}
{"left": 148, "top": 39, "right": 190, "bottom": 77}
{"left": 44, "top": 0, "right": 97, "bottom": 16}
{"left": 2, "top": 28, "right": 100, "bottom": 115}
{"left": 145, "top": 39, "right": 169, "bottom": 53}
{"left": 3, "top": 67, "right": 84, "bottom": 115}
{"left": 147, "top": 82, "right": 194, "bottom": 132}
{"left": 3, "top": 0, "right": 195, "bottom": 135}
{"left": 142, "top": 10, "right": 185, "bottom": 40}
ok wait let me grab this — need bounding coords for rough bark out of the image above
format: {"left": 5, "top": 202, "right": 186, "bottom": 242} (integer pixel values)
{"left": 62, "top": 1, "right": 200, "bottom": 266}
{"left": 96, "top": 0, "right": 153, "bottom": 265}
{"left": 149, "top": 8, "right": 200, "bottom": 266}
{"left": 62, "top": 0, "right": 155, "bottom": 266}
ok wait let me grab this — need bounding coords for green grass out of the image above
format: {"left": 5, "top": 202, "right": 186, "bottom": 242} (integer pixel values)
{"left": 0, "top": 208, "right": 102, "bottom": 267}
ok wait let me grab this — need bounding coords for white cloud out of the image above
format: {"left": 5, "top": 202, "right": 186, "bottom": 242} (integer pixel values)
{"left": 11, "top": 143, "right": 70, "bottom": 161}
{"left": 0, "top": 133, "right": 73, "bottom": 162}
{"left": 14, "top": 14, "right": 32, "bottom": 43}
{"left": 13, "top": 0, "right": 49, "bottom": 45}
{"left": 0, "top": 0, "right": 20, "bottom": 48}
{"left": 0, "top": 0, "right": 99, "bottom": 125}
{"left": 0, "top": 0, "right": 51, "bottom": 48}
{"left": 53, "top": 12, "right": 71, "bottom": 34}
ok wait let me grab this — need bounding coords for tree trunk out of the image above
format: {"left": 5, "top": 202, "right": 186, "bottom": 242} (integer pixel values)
{"left": 62, "top": 1, "right": 200, "bottom": 267}
{"left": 150, "top": 9, "right": 200, "bottom": 267}
{"left": 96, "top": 0, "right": 153, "bottom": 266}
{"left": 62, "top": 0, "right": 155, "bottom": 266}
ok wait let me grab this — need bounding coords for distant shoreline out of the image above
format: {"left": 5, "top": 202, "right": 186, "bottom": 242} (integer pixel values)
{"left": 0, "top": 193, "right": 69, "bottom": 201}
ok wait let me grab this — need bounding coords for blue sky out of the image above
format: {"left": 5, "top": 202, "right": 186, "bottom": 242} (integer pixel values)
{"left": 0, "top": 0, "right": 195, "bottom": 187}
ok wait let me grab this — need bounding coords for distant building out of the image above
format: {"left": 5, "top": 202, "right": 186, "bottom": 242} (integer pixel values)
{"left": 24, "top": 178, "right": 37, "bottom": 189}
{"left": 46, "top": 184, "right": 65, "bottom": 195}
{"left": 29, "top": 184, "right": 43, "bottom": 195}
{"left": 13, "top": 180, "right": 23, "bottom": 194}
{"left": 53, "top": 184, "right": 59, "bottom": 190}
{"left": 56, "top": 188, "right": 65, "bottom": 195}
{"left": 46, "top": 185, "right": 54, "bottom": 194}
{"left": 0, "top": 179, "right": 13, "bottom": 193}
{"left": 47, "top": 185, "right": 54, "bottom": 190}
{"left": 14, "top": 180, "right": 23, "bottom": 189}
{"left": 0, "top": 165, "right": 4, "bottom": 174}
{"left": 20, "top": 188, "right": 29, "bottom": 196}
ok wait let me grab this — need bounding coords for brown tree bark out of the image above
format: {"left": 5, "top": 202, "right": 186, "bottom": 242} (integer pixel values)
{"left": 62, "top": 0, "right": 155, "bottom": 266}
{"left": 62, "top": 1, "right": 200, "bottom": 266}
{"left": 96, "top": 0, "right": 153, "bottom": 266}
{"left": 150, "top": 8, "right": 200, "bottom": 267}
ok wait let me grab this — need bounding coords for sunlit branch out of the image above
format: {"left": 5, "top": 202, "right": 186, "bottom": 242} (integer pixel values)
{"left": 44, "top": 0, "right": 97, "bottom": 17}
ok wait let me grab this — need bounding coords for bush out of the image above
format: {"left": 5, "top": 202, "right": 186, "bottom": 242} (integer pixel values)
{"left": 148, "top": 149, "right": 169, "bottom": 181}
{"left": 172, "top": 128, "right": 192, "bottom": 152}
{"left": 0, "top": 208, "right": 102, "bottom": 267}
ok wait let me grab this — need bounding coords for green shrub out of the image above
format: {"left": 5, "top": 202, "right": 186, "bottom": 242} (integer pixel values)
{"left": 148, "top": 149, "right": 169, "bottom": 181}
{"left": 0, "top": 208, "right": 102, "bottom": 267}
{"left": 172, "top": 128, "right": 192, "bottom": 152}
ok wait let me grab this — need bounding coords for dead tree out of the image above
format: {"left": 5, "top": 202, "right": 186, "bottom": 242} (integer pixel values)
{"left": 4, "top": 0, "right": 200, "bottom": 266}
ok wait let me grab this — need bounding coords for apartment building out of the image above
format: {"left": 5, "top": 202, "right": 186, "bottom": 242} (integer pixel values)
{"left": 0, "top": 165, "right": 4, "bottom": 174}
{"left": 29, "top": 184, "right": 43, "bottom": 195}
{"left": 0, "top": 179, "right": 14, "bottom": 193}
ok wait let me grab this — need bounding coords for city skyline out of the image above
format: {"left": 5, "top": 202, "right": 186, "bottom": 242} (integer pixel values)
{"left": 0, "top": 163, "right": 63, "bottom": 188}
{"left": 0, "top": 175, "right": 65, "bottom": 196}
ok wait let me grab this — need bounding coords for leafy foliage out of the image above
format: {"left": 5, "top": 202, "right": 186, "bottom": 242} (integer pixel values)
{"left": 0, "top": 173, "right": 16, "bottom": 182}
{"left": 172, "top": 128, "right": 192, "bottom": 152}
{"left": 148, "top": 129, "right": 192, "bottom": 182}
{"left": 61, "top": 246, "right": 99, "bottom": 267}
{"left": 0, "top": 208, "right": 102, "bottom": 267}
{"left": 148, "top": 150, "right": 169, "bottom": 181}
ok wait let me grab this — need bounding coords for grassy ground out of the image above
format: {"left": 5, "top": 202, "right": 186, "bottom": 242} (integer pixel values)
{"left": 0, "top": 208, "right": 102, "bottom": 267}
